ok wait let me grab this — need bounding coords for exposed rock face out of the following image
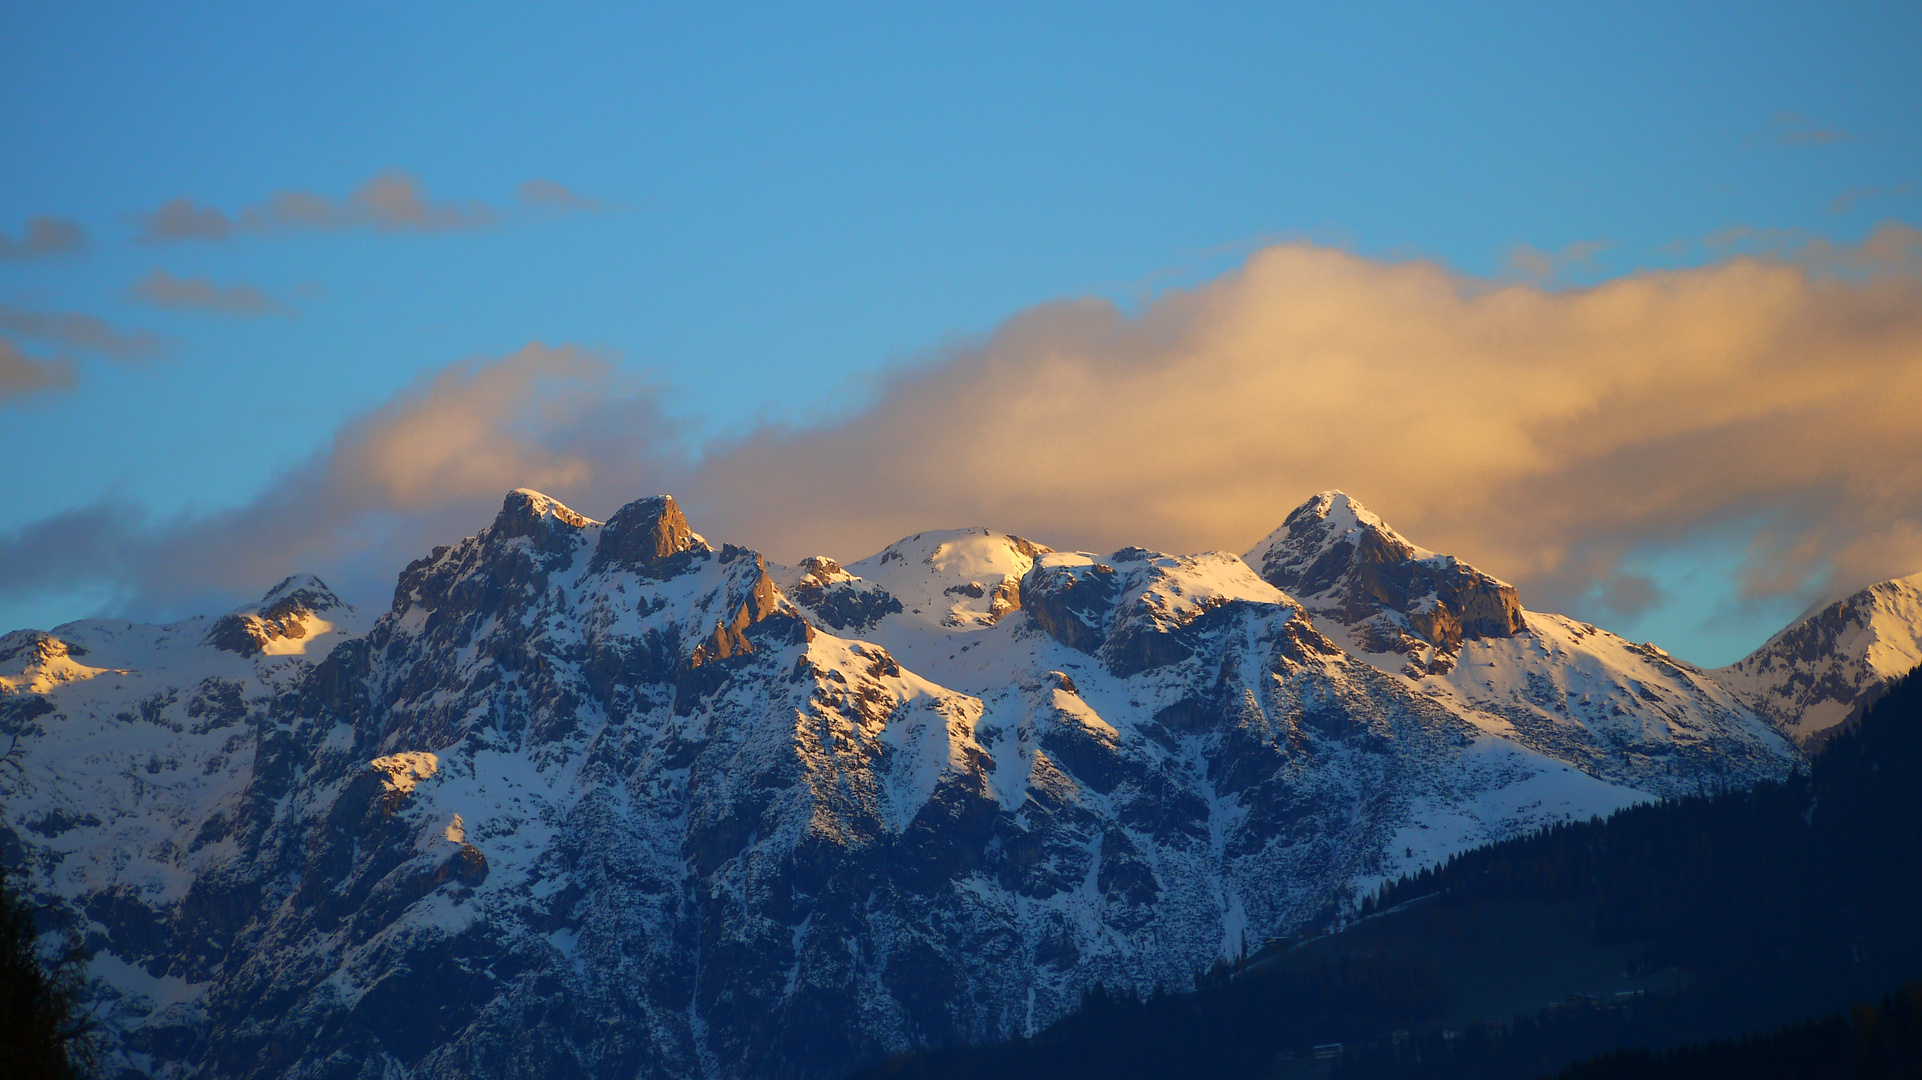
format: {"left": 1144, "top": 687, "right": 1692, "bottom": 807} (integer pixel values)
{"left": 0, "top": 490, "right": 1825, "bottom": 1080}
{"left": 1713, "top": 571, "right": 1922, "bottom": 746}
{"left": 780, "top": 556, "right": 904, "bottom": 633}
{"left": 0, "top": 631, "right": 104, "bottom": 696}
{"left": 205, "top": 574, "right": 351, "bottom": 657}
{"left": 588, "top": 492, "right": 710, "bottom": 578}
{"left": 1247, "top": 491, "right": 1524, "bottom": 675}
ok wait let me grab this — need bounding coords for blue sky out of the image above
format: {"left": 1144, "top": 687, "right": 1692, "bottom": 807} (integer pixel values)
{"left": 3, "top": 2, "right": 1920, "bottom": 665}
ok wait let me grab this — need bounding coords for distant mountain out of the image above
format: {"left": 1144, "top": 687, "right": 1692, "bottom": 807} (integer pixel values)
{"left": 0, "top": 489, "right": 1881, "bottom": 1080}
{"left": 1713, "top": 572, "right": 1922, "bottom": 746}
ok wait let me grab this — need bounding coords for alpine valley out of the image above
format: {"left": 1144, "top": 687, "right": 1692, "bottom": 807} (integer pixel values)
{"left": 3, "top": 490, "right": 1918, "bottom": 1080}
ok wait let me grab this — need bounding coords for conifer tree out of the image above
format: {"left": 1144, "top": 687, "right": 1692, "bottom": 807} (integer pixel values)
{"left": 0, "top": 865, "right": 94, "bottom": 1079}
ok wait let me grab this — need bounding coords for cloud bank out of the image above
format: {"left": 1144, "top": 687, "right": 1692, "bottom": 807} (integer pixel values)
{"left": 683, "top": 225, "right": 1922, "bottom": 620}
{"left": 5, "top": 230, "right": 1921, "bottom": 661}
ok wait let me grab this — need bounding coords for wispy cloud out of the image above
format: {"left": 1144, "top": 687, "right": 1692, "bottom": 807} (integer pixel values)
{"left": 0, "top": 303, "right": 163, "bottom": 361}
{"left": 128, "top": 269, "right": 292, "bottom": 317}
{"left": 1502, "top": 239, "right": 1611, "bottom": 284}
{"left": 0, "top": 339, "right": 77, "bottom": 401}
{"left": 1754, "top": 110, "right": 1849, "bottom": 147}
{"left": 0, "top": 217, "right": 86, "bottom": 261}
{"left": 1831, "top": 183, "right": 1916, "bottom": 215}
{"left": 1702, "top": 220, "right": 1922, "bottom": 277}
{"left": 516, "top": 179, "right": 608, "bottom": 213}
{"left": 135, "top": 171, "right": 608, "bottom": 243}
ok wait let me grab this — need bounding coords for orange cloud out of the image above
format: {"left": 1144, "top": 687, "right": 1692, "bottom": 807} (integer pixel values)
{"left": 7, "top": 234, "right": 1922, "bottom": 637}
{"left": 683, "top": 230, "right": 1922, "bottom": 618}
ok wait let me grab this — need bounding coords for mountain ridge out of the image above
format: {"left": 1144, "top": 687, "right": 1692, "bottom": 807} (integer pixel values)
{"left": 0, "top": 488, "right": 1894, "bottom": 1079}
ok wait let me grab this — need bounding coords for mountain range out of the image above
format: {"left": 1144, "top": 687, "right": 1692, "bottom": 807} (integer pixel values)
{"left": 1, "top": 489, "right": 1916, "bottom": 1080}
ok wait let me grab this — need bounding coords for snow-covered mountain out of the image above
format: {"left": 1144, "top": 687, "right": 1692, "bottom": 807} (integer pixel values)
{"left": 0, "top": 575, "right": 368, "bottom": 1063}
{"left": 1248, "top": 492, "right": 1792, "bottom": 786}
{"left": 0, "top": 489, "right": 1874, "bottom": 1080}
{"left": 1713, "top": 571, "right": 1922, "bottom": 746}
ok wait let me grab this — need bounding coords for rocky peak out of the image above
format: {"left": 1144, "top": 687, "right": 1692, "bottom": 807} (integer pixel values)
{"left": 391, "top": 491, "right": 602, "bottom": 617}
{"left": 1247, "top": 492, "right": 1423, "bottom": 596}
{"left": 491, "top": 489, "right": 598, "bottom": 554}
{"left": 0, "top": 630, "right": 107, "bottom": 695}
{"left": 1714, "top": 570, "right": 1922, "bottom": 746}
{"left": 0, "top": 630, "right": 85, "bottom": 667}
{"left": 1246, "top": 491, "right": 1524, "bottom": 673}
{"left": 589, "top": 494, "right": 712, "bottom": 578}
{"left": 255, "top": 574, "right": 347, "bottom": 620}
{"left": 780, "top": 556, "right": 903, "bottom": 634}
{"left": 207, "top": 574, "right": 356, "bottom": 657}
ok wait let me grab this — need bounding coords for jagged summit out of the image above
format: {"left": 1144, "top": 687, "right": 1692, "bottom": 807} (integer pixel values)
{"left": 1246, "top": 491, "right": 1525, "bottom": 673}
{"left": 206, "top": 572, "right": 357, "bottom": 657}
{"left": 1714, "top": 570, "right": 1922, "bottom": 746}
{"left": 776, "top": 555, "right": 903, "bottom": 634}
{"left": 503, "top": 487, "right": 595, "bottom": 525}
{"left": 488, "top": 488, "right": 599, "bottom": 554}
{"left": 1247, "top": 491, "right": 1446, "bottom": 594}
{"left": 256, "top": 573, "right": 347, "bottom": 614}
{"left": 590, "top": 493, "right": 712, "bottom": 578}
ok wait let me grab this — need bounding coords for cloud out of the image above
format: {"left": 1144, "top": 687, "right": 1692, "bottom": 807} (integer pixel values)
{"left": 1596, "top": 574, "right": 1662, "bottom": 620}
{"left": 1830, "top": 183, "right": 1915, "bottom": 215}
{"left": 0, "top": 339, "right": 77, "bottom": 401}
{"left": 1503, "top": 239, "right": 1610, "bottom": 284}
{"left": 0, "top": 304, "right": 162, "bottom": 361}
{"left": 1756, "top": 111, "right": 1849, "bottom": 147}
{"left": 136, "top": 198, "right": 236, "bottom": 242}
{"left": 136, "top": 172, "right": 606, "bottom": 243}
{"left": 1703, "top": 221, "right": 1922, "bottom": 278}
{"left": 128, "top": 269, "right": 292, "bottom": 317}
{"left": 0, "top": 345, "right": 684, "bottom": 620}
{"left": 679, "top": 230, "right": 1922, "bottom": 623}
{"left": 0, "top": 216, "right": 86, "bottom": 260}
{"left": 6, "top": 232, "right": 1922, "bottom": 651}
{"left": 516, "top": 179, "right": 606, "bottom": 212}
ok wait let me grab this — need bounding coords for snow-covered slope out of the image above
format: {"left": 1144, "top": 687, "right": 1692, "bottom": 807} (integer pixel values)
{"left": 0, "top": 576, "right": 367, "bottom": 1055}
{"left": 0, "top": 490, "right": 1835, "bottom": 1080}
{"left": 1713, "top": 571, "right": 1922, "bottom": 745}
{"left": 1246, "top": 492, "right": 1792, "bottom": 786}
